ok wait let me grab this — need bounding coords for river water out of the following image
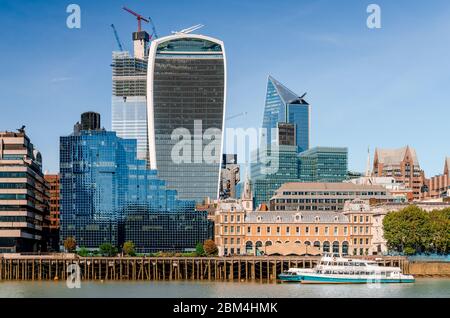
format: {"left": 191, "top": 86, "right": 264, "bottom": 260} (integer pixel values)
{"left": 0, "top": 279, "right": 449, "bottom": 298}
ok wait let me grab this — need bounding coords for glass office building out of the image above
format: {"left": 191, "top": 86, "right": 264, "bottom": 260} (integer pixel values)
{"left": 147, "top": 34, "right": 226, "bottom": 203}
{"left": 262, "top": 76, "right": 310, "bottom": 153}
{"left": 298, "top": 147, "right": 348, "bottom": 183}
{"left": 60, "top": 113, "right": 205, "bottom": 251}
{"left": 111, "top": 51, "right": 149, "bottom": 163}
{"left": 122, "top": 207, "right": 212, "bottom": 253}
{"left": 250, "top": 144, "right": 300, "bottom": 207}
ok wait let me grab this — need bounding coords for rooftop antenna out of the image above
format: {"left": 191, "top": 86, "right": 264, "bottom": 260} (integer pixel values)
{"left": 172, "top": 24, "right": 205, "bottom": 34}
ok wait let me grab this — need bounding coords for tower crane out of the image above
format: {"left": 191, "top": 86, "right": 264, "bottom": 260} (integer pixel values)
{"left": 148, "top": 16, "right": 159, "bottom": 39}
{"left": 110, "top": 24, "right": 124, "bottom": 51}
{"left": 122, "top": 6, "right": 149, "bottom": 32}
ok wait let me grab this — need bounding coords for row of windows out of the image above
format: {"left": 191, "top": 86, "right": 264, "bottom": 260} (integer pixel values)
{"left": 222, "top": 225, "right": 348, "bottom": 236}
{"left": 280, "top": 191, "right": 387, "bottom": 196}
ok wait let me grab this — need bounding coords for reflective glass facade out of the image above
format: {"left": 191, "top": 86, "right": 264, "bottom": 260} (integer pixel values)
{"left": 123, "top": 207, "right": 213, "bottom": 253}
{"left": 60, "top": 127, "right": 202, "bottom": 251}
{"left": 298, "top": 147, "right": 348, "bottom": 183}
{"left": 148, "top": 35, "right": 225, "bottom": 203}
{"left": 262, "top": 76, "right": 310, "bottom": 153}
{"left": 111, "top": 52, "right": 149, "bottom": 163}
{"left": 250, "top": 145, "right": 300, "bottom": 207}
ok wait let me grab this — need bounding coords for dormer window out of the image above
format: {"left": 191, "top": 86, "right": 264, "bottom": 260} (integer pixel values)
{"left": 295, "top": 214, "right": 301, "bottom": 222}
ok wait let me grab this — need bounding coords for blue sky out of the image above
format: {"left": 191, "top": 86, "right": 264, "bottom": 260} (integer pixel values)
{"left": 0, "top": 0, "right": 449, "bottom": 176}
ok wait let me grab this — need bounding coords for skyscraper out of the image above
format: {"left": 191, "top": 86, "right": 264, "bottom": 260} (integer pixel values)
{"left": 262, "top": 76, "right": 310, "bottom": 153}
{"left": 60, "top": 112, "right": 199, "bottom": 250}
{"left": 298, "top": 147, "right": 348, "bottom": 183}
{"left": 111, "top": 28, "right": 149, "bottom": 163}
{"left": 0, "top": 130, "right": 49, "bottom": 253}
{"left": 147, "top": 33, "right": 226, "bottom": 203}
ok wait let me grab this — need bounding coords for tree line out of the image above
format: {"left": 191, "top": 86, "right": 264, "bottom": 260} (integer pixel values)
{"left": 383, "top": 206, "right": 450, "bottom": 255}
{"left": 63, "top": 237, "right": 218, "bottom": 257}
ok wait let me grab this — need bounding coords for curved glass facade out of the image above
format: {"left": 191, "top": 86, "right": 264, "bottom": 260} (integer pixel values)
{"left": 148, "top": 35, "right": 226, "bottom": 203}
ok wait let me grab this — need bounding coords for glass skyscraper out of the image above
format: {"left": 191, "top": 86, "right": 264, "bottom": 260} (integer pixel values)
{"left": 60, "top": 113, "right": 210, "bottom": 251}
{"left": 262, "top": 76, "right": 310, "bottom": 153}
{"left": 111, "top": 51, "right": 149, "bottom": 163}
{"left": 298, "top": 147, "right": 348, "bottom": 183}
{"left": 147, "top": 34, "right": 226, "bottom": 203}
{"left": 250, "top": 144, "right": 300, "bottom": 208}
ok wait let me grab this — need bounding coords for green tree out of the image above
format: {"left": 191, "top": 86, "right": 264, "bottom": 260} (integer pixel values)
{"left": 99, "top": 243, "right": 118, "bottom": 257}
{"left": 428, "top": 208, "right": 450, "bottom": 254}
{"left": 203, "top": 239, "right": 218, "bottom": 256}
{"left": 383, "top": 205, "right": 430, "bottom": 254}
{"left": 78, "top": 247, "right": 89, "bottom": 257}
{"left": 63, "top": 236, "right": 77, "bottom": 253}
{"left": 122, "top": 241, "right": 136, "bottom": 256}
{"left": 195, "top": 242, "right": 205, "bottom": 256}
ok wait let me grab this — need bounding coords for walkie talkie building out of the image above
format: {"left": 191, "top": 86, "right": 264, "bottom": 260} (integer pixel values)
{"left": 147, "top": 34, "right": 226, "bottom": 203}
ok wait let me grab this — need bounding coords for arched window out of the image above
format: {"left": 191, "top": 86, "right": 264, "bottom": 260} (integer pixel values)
{"left": 285, "top": 241, "right": 290, "bottom": 244}
{"left": 313, "top": 241, "right": 321, "bottom": 250}
{"left": 295, "top": 214, "right": 301, "bottom": 222}
{"left": 332, "top": 241, "right": 340, "bottom": 254}
{"left": 342, "top": 241, "right": 349, "bottom": 256}
{"left": 265, "top": 241, "right": 273, "bottom": 247}
{"left": 245, "top": 241, "right": 253, "bottom": 255}
{"left": 323, "top": 241, "right": 330, "bottom": 253}
{"left": 255, "top": 241, "right": 263, "bottom": 256}
{"left": 304, "top": 241, "right": 311, "bottom": 246}
{"left": 295, "top": 241, "right": 301, "bottom": 245}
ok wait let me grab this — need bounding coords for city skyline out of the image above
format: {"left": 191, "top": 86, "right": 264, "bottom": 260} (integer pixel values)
{"left": 1, "top": 0, "right": 450, "bottom": 177}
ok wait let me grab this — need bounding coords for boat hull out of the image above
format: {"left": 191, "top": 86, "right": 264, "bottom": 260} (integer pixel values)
{"left": 299, "top": 274, "right": 415, "bottom": 284}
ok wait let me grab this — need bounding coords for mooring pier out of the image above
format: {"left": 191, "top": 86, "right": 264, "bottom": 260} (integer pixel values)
{"left": 0, "top": 255, "right": 410, "bottom": 282}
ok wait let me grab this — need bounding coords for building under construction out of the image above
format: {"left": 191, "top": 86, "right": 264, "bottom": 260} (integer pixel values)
{"left": 111, "top": 7, "right": 153, "bottom": 164}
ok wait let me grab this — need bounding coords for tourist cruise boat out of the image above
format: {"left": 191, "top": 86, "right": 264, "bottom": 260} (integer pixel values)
{"left": 278, "top": 254, "right": 415, "bottom": 284}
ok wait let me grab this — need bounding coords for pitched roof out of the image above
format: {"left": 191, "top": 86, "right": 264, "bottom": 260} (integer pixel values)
{"left": 274, "top": 182, "right": 387, "bottom": 191}
{"left": 245, "top": 211, "right": 349, "bottom": 223}
{"left": 375, "top": 146, "right": 419, "bottom": 166}
{"left": 268, "top": 75, "right": 309, "bottom": 105}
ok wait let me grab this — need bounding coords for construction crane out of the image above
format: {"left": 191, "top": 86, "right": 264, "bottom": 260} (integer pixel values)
{"left": 123, "top": 6, "right": 149, "bottom": 32}
{"left": 148, "top": 16, "right": 158, "bottom": 39}
{"left": 110, "top": 24, "right": 124, "bottom": 51}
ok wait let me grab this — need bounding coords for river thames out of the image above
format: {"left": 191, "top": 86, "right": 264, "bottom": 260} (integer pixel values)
{"left": 0, "top": 279, "right": 449, "bottom": 298}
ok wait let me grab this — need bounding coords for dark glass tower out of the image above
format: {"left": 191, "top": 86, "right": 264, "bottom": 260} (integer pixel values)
{"left": 147, "top": 34, "right": 226, "bottom": 203}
